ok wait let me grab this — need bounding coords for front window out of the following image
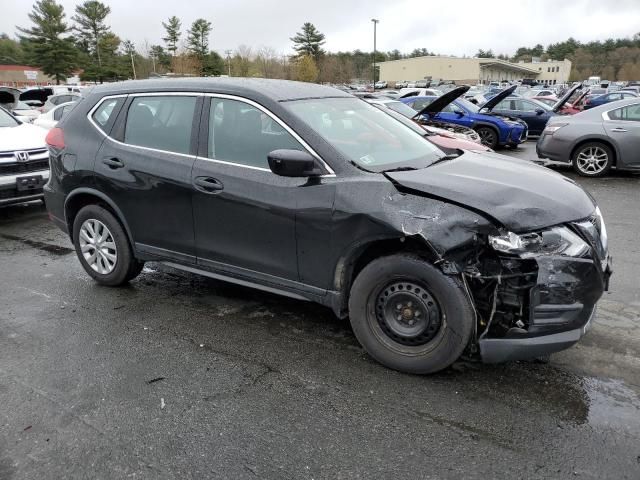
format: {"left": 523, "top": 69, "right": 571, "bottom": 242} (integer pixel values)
{"left": 0, "top": 108, "right": 19, "bottom": 127}
{"left": 285, "top": 97, "right": 445, "bottom": 172}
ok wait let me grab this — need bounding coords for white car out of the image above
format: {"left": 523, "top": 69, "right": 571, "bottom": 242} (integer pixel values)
{"left": 0, "top": 107, "right": 49, "bottom": 206}
{"left": 33, "top": 101, "right": 76, "bottom": 130}
{"left": 11, "top": 101, "right": 41, "bottom": 122}
{"left": 398, "top": 87, "right": 444, "bottom": 99}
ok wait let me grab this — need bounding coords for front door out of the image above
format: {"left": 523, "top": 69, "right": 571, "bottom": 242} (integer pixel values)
{"left": 191, "top": 96, "right": 334, "bottom": 284}
{"left": 94, "top": 94, "right": 201, "bottom": 261}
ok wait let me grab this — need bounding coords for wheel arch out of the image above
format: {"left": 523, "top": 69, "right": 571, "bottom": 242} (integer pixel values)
{"left": 64, "top": 188, "right": 136, "bottom": 253}
{"left": 331, "top": 236, "right": 440, "bottom": 318}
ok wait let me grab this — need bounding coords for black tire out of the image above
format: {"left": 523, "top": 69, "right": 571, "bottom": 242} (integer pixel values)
{"left": 348, "top": 254, "right": 474, "bottom": 374}
{"left": 571, "top": 142, "right": 614, "bottom": 177}
{"left": 72, "top": 204, "right": 143, "bottom": 286}
{"left": 475, "top": 126, "right": 499, "bottom": 149}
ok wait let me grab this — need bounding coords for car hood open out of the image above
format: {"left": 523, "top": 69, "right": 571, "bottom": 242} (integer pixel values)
{"left": 551, "top": 84, "right": 582, "bottom": 112}
{"left": 386, "top": 151, "right": 595, "bottom": 232}
{"left": 480, "top": 85, "right": 518, "bottom": 112}
{"left": 415, "top": 85, "right": 470, "bottom": 115}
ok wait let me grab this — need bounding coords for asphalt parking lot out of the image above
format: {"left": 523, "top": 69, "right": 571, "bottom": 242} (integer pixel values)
{"left": 1, "top": 141, "right": 639, "bottom": 479}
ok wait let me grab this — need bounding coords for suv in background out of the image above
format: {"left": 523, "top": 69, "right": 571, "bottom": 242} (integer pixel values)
{"left": 44, "top": 78, "right": 611, "bottom": 374}
{"left": 42, "top": 93, "right": 82, "bottom": 113}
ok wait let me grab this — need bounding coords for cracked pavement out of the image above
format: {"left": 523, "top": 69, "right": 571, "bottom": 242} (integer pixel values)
{"left": 1, "top": 142, "right": 639, "bottom": 479}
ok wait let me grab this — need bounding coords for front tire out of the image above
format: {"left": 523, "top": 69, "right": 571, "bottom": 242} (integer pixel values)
{"left": 72, "top": 205, "right": 143, "bottom": 286}
{"left": 475, "top": 126, "right": 499, "bottom": 149}
{"left": 572, "top": 142, "right": 613, "bottom": 177}
{"left": 348, "top": 254, "right": 474, "bottom": 374}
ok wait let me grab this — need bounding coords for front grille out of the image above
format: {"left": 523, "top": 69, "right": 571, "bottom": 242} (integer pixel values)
{"left": 0, "top": 159, "right": 49, "bottom": 175}
{"left": 0, "top": 148, "right": 48, "bottom": 160}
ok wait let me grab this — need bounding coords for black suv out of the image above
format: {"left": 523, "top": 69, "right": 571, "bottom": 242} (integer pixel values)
{"left": 44, "top": 78, "right": 612, "bottom": 374}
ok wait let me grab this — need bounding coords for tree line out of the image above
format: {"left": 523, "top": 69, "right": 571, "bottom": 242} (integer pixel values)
{"left": 2, "top": 2, "right": 640, "bottom": 85}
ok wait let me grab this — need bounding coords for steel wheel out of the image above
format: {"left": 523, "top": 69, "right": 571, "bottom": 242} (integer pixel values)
{"left": 79, "top": 219, "right": 117, "bottom": 275}
{"left": 576, "top": 146, "right": 609, "bottom": 175}
{"left": 373, "top": 280, "right": 443, "bottom": 349}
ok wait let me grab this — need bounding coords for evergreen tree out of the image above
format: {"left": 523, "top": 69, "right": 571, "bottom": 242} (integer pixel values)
{"left": 187, "top": 18, "right": 212, "bottom": 75}
{"left": 162, "top": 16, "right": 181, "bottom": 57}
{"left": 290, "top": 23, "right": 325, "bottom": 60}
{"left": 17, "top": 0, "right": 77, "bottom": 84}
{"left": 72, "top": 0, "right": 111, "bottom": 82}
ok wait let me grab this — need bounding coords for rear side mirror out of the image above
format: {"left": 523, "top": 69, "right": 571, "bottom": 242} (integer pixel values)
{"left": 268, "top": 149, "right": 321, "bottom": 177}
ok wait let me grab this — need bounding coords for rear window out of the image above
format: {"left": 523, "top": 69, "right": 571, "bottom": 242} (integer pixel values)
{"left": 124, "top": 96, "right": 197, "bottom": 155}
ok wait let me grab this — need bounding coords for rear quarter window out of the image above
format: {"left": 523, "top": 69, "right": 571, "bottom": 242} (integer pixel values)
{"left": 91, "top": 97, "right": 125, "bottom": 134}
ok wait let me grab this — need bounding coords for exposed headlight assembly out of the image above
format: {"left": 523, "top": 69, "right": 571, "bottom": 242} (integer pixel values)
{"left": 489, "top": 226, "right": 589, "bottom": 258}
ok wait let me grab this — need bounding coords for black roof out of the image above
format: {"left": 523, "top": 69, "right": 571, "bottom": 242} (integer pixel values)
{"left": 89, "top": 77, "right": 352, "bottom": 102}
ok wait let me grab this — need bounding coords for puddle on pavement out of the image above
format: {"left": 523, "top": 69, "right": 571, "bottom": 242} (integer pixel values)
{"left": 0, "top": 233, "right": 74, "bottom": 256}
{"left": 584, "top": 377, "right": 640, "bottom": 430}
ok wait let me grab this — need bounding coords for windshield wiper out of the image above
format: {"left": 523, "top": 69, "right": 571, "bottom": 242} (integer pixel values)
{"left": 429, "top": 153, "right": 460, "bottom": 166}
{"left": 381, "top": 166, "right": 419, "bottom": 173}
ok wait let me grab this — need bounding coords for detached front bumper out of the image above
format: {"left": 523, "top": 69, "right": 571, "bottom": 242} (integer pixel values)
{"left": 478, "top": 251, "right": 612, "bottom": 364}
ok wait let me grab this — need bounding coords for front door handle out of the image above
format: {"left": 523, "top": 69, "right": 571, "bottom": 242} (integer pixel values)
{"left": 610, "top": 128, "right": 627, "bottom": 133}
{"left": 102, "top": 157, "right": 125, "bottom": 169}
{"left": 194, "top": 176, "right": 224, "bottom": 193}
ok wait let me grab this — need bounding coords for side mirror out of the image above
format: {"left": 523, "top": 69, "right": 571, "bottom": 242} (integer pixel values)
{"left": 268, "top": 149, "right": 321, "bottom": 177}
{"left": 535, "top": 108, "right": 545, "bottom": 115}
{"left": 453, "top": 109, "right": 465, "bottom": 116}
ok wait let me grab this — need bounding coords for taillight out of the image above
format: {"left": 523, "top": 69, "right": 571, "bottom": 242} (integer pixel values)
{"left": 45, "top": 127, "right": 65, "bottom": 149}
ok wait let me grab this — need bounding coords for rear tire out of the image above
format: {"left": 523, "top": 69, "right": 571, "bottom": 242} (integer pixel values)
{"left": 348, "top": 254, "right": 474, "bottom": 374}
{"left": 475, "top": 126, "right": 499, "bottom": 149}
{"left": 572, "top": 142, "right": 613, "bottom": 177}
{"left": 72, "top": 205, "right": 143, "bottom": 286}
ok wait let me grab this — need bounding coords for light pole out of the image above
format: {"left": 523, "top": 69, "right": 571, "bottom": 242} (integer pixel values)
{"left": 225, "top": 49, "right": 232, "bottom": 76}
{"left": 371, "top": 18, "right": 379, "bottom": 87}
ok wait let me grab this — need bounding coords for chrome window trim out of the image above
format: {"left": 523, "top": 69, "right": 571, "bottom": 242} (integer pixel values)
{"left": 203, "top": 93, "right": 336, "bottom": 176}
{"left": 87, "top": 92, "right": 337, "bottom": 176}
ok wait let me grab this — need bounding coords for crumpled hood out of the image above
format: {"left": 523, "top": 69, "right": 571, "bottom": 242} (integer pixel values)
{"left": 386, "top": 151, "right": 595, "bottom": 232}
{"left": 0, "top": 123, "right": 47, "bottom": 151}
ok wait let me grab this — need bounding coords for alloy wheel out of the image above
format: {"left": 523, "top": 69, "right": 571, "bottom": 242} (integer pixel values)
{"left": 576, "top": 146, "right": 609, "bottom": 175}
{"left": 79, "top": 219, "right": 118, "bottom": 275}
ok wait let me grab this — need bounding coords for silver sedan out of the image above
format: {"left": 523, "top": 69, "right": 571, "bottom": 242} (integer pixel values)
{"left": 536, "top": 97, "right": 640, "bottom": 177}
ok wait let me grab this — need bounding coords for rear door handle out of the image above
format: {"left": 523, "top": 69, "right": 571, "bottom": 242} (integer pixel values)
{"left": 610, "top": 128, "right": 627, "bottom": 133}
{"left": 193, "top": 176, "right": 224, "bottom": 193}
{"left": 102, "top": 157, "right": 125, "bottom": 169}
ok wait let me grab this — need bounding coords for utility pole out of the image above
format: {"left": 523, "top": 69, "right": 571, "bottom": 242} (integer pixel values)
{"left": 130, "top": 50, "right": 137, "bottom": 80}
{"left": 371, "top": 19, "right": 379, "bottom": 87}
{"left": 225, "top": 49, "right": 232, "bottom": 76}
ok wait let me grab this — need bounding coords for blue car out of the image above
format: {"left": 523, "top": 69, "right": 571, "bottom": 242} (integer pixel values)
{"left": 401, "top": 85, "right": 528, "bottom": 149}
{"left": 583, "top": 90, "right": 638, "bottom": 110}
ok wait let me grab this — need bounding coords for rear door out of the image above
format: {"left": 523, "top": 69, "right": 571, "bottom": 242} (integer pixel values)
{"left": 93, "top": 93, "right": 201, "bottom": 262}
{"left": 191, "top": 95, "right": 335, "bottom": 286}
{"left": 604, "top": 102, "right": 640, "bottom": 169}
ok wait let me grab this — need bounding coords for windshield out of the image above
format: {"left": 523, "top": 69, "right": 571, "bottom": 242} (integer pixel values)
{"left": 0, "top": 108, "right": 19, "bottom": 127}
{"left": 457, "top": 98, "right": 480, "bottom": 113}
{"left": 384, "top": 101, "right": 420, "bottom": 119}
{"left": 285, "top": 97, "right": 445, "bottom": 172}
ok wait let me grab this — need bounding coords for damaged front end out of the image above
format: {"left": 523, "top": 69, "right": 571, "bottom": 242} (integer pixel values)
{"left": 461, "top": 212, "right": 612, "bottom": 363}
{"left": 381, "top": 190, "right": 612, "bottom": 364}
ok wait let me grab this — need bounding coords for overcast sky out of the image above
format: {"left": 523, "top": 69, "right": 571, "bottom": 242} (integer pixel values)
{"left": 3, "top": 0, "right": 640, "bottom": 57}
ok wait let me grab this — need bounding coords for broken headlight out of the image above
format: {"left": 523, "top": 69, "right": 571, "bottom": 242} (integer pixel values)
{"left": 489, "top": 226, "right": 589, "bottom": 258}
